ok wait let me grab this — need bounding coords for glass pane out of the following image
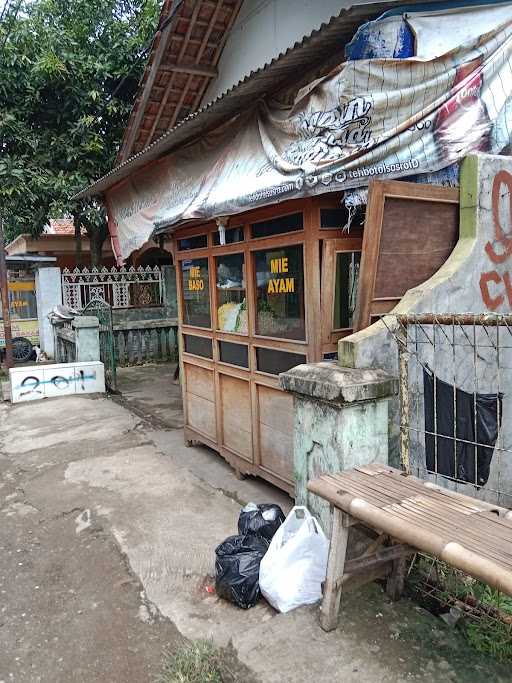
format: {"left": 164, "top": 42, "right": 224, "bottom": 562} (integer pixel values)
{"left": 181, "top": 258, "right": 211, "bottom": 327}
{"left": 323, "top": 352, "right": 338, "bottom": 360}
{"left": 6, "top": 281, "right": 37, "bottom": 320}
{"left": 256, "top": 348, "right": 306, "bottom": 375}
{"left": 177, "top": 234, "right": 207, "bottom": 251}
{"left": 333, "top": 251, "right": 361, "bottom": 329}
{"left": 251, "top": 213, "right": 303, "bottom": 239}
{"left": 216, "top": 253, "right": 247, "bottom": 334}
{"left": 254, "top": 244, "right": 305, "bottom": 340}
{"left": 320, "top": 208, "right": 348, "bottom": 229}
{"left": 213, "top": 226, "right": 244, "bottom": 245}
{"left": 183, "top": 334, "right": 213, "bottom": 358}
{"left": 219, "top": 341, "right": 249, "bottom": 367}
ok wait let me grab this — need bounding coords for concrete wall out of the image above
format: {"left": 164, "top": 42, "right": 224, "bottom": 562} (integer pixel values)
{"left": 35, "top": 267, "right": 62, "bottom": 358}
{"left": 339, "top": 153, "right": 512, "bottom": 507}
{"left": 201, "top": 0, "right": 383, "bottom": 105}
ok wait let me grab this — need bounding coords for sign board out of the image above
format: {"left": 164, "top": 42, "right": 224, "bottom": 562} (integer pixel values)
{"left": 9, "top": 361, "right": 105, "bottom": 404}
{"left": 107, "top": 8, "right": 512, "bottom": 261}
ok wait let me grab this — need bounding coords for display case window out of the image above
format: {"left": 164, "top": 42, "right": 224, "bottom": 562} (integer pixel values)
{"left": 5, "top": 281, "right": 37, "bottom": 320}
{"left": 254, "top": 244, "right": 305, "bottom": 340}
{"left": 320, "top": 208, "right": 348, "bottom": 229}
{"left": 213, "top": 226, "right": 244, "bottom": 246}
{"left": 323, "top": 352, "right": 338, "bottom": 360}
{"left": 256, "top": 347, "right": 306, "bottom": 375}
{"left": 178, "top": 234, "right": 208, "bottom": 251}
{"left": 251, "top": 212, "right": 303, "bottom": 239}
{"left": 181, "top": 258, "right": 211, "bottom": 327}
{"left": 216, "top": 253, "right": 247, "bottom": 334}
{"left": 333, "top": 251, "right": 361, "bottom": 330}
{"left": 183, "top": 334, "right": 213, "bottom": 358}
{"left": 219, "top": 341, "right": 249, "bottom": 368}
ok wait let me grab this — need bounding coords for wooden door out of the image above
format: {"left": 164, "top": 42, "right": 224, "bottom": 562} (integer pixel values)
{"left": 354, "top": 180, "right": 459, "bottom": 331}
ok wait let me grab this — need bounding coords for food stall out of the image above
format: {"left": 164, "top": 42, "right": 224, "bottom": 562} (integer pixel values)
{"left": 1, "top": 255, "right": 56, "bottom": 362}
{"left": 175, "top": 194, "right": 362, "bottom": 495}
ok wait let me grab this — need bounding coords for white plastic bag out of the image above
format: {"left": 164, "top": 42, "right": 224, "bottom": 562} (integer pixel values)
{"left": 259, "top": 506, "right": 329, "bottom": 613}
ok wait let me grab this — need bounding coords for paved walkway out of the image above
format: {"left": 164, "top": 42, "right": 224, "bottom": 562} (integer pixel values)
{"left": 0, "top": 363, "right": 510, "bottom": 682}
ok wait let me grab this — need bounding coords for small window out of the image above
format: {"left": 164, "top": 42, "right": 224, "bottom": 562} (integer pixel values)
{"left": 219, "top": 341, "right": 249, "bottom": 368}
{"left": 256, "top": 348, "right": 306, "bottom": 375}
{"left": 320, "top": 208, "right": 348, "bottom": 229}
{"left": 213, "top": 226, "right": 244, "bottom": 245}
{"left": 333, "top": 252, "right": 361, "bottom": 329}
{"left": 251, "top": 213, "right": 303, "bottom": 239}
{"left": 181, "top": 258, "right": 211, "bottom": 327}
{"left": 177, "top": 234, "right": 207, "bottom": 251}
{"left": 254, "top": 244, "right": 305, "bottom": 340}
{"left": 216, "top": 253, "right": 247, "bottom": 334}
{"left": 183, "top": 334, "right": 213, "bottom": 359}
{"left": 323, "top": 352, "right": 338, "bottom": 360}
{"left": 6, "top": 280, "right": 37, "bottom": 320}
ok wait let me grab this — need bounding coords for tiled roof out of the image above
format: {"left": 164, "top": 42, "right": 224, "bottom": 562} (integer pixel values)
{"left": 46, "top": 219, "right": 75, "bottom": 235}
{"left": 118, "top": 0, "right": 243, "bottom": 162}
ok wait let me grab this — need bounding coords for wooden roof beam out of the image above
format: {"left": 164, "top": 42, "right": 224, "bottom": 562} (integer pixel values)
{"left": 119, "top": 22, "right": 175, "bottom": 162}
{"left": 167, "top": 0, "right": 225, "bottom": 129}
{"left": 145, "top": 0, "right": 203, "bottom": 145}
{"left": 160, "top": 62, "right": 218, "bottom": 78}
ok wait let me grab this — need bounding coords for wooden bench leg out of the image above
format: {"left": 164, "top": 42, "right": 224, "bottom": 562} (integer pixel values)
{"left": 320, "top": 507, "right": 349, "bottom": 632}
{"left": 386, "top": 545, "right": 408, "bottom": 601}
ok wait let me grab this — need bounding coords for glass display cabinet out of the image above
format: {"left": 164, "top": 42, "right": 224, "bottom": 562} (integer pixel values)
{"left": 174, "top": 194, "right": 362, "bottom": 494}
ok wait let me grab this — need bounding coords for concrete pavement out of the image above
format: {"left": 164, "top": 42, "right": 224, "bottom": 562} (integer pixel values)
{"left": 0, "top": 364, "right": 509, "bottom": 682}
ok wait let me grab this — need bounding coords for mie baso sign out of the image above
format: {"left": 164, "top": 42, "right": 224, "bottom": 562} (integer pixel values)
{"left": 268, "top": 258, "right": 295, "bottom": 294}
{"left": 188, "top": 266, "right": 205, "bottom": 291}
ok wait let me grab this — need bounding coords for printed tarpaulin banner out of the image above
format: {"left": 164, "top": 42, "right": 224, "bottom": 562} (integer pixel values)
{"left": 107, "top": 9, "right": 512, "bottom": 261}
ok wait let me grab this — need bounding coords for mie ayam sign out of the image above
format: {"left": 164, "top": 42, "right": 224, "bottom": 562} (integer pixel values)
{"left": 268, "top": 257, "right": 295, "bottom": 294}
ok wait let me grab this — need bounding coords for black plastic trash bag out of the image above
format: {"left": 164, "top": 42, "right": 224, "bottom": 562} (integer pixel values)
{"left": 238, "top": 503, "right": 285, "bottom": 543}
{"left": 215, "top": 534, "right": 268, "bottom": 609}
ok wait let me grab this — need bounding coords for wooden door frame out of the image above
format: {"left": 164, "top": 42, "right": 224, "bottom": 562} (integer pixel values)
{"left": 354, "top": 180, "right": 459, "bottom": 332}
{"left": 321, "top": 237, "right": 363, "bottom": 349}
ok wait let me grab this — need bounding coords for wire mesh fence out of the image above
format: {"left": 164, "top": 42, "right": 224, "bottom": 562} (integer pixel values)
{"left": 382, "top": 313, "right": 512, "bottom": 657}
{"left": 383, "top": 313, "right": 512, "bottom": 507}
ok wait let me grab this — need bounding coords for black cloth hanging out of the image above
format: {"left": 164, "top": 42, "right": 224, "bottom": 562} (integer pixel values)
{"left": 423, "top": 369, "right": 502, "bottom": 487}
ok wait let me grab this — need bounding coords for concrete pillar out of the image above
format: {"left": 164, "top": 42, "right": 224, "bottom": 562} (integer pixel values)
{"left": 35, "top": 267, "right": 62, "bottom": 358}
{"left": 72, "top": 316, "right": 100, "bottom": 362}
{"left": 280, "top": 361, "right": 398, "bottom": 533}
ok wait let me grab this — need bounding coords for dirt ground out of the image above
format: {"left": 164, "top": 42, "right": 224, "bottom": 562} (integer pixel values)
{"left": 0, "top": 365, "right": 256, "bottom": 683}
{"left": 1, "top": 364, "right": 510, "bottom": 683}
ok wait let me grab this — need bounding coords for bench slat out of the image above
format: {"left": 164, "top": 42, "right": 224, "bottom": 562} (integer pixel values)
{"left": 308, "top": 465, "right": 512, "bottom": 596}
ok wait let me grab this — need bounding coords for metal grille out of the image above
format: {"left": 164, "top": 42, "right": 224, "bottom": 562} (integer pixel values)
{"left": 82, "top": 298, "right": 117, "bottom": 392}
{"left": 62, "top": 266, "right": 163, "bottom": 310}
{"left": 384, "top": 314, "right": 512, "bottom": 507}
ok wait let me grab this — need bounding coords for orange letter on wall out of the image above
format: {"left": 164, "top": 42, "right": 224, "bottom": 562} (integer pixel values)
{"left": 486, "top": 170, "right": 512, "bottom": 264}
{"left": 480, "top": 271, "right": 505, "bottom": 310}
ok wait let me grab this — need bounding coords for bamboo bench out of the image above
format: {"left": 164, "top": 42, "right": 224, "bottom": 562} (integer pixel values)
{"left": 308, "top": 463, "right": 512, "bottom": 632}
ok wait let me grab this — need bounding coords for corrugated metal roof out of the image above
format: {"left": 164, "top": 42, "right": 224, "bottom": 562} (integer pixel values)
{"left": 73, "top": 0, "right": 447, "bottom": 201}
{"left": 7, "top": 255, "right": 57, "bottom": 265}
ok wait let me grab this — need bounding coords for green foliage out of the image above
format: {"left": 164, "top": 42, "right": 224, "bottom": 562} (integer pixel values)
{"left": 0, "top": 0, "right": 159, "bottom": 259}
{"left": 158, "top": 641, "right": 224, "bottom": 683}
{"left": 408, "top": 555, "right": 512, "bottom": 662}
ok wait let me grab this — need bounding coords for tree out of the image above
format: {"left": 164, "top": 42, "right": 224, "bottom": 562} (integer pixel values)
{"left": 0, "top": 0, "right": 159, "bottom": 265}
